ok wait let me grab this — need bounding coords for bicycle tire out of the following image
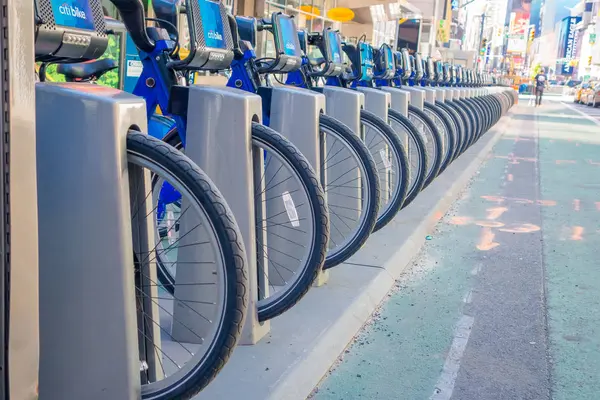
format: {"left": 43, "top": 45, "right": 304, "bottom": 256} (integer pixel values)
{"left": 360, "top": 109, "right": 409, "bottom": 232}
{"left": 319, "top": 114, "right": 380, "bottom": 269}
{"left": 456, "top": 99, "right": 479, "bottom": 147}
{"left": 127, "top": 131, "right": 248, "bottom": 400}
{"left": 160, "top": 123, "right": 329, "bottom": 322}
{"left": 435, "top": 101, "right": 461, "bottom": 163}
{"left": 387, "top": 109, "right": 427, "bottom": 208}
{"left": 423, "top": 102, "right": 455, "bottom": 172}
{"left": 445, "top": 101, "right": 472, "bottom": 155}
{"left": 408, "top": 104, "right": 443, "bottom": 186}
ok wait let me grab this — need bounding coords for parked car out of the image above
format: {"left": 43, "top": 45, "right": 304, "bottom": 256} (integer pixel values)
{"left": 563, "top": 79, "right": 582, "bottom": 95}
{"left": 574, "top": 83, "right": 589, "bottom": 102}
{"left": 585, "top": 83, "right": 600, "bottom": 107}
{"left": 577, "top": 82, "right": 595, "bottom": 103}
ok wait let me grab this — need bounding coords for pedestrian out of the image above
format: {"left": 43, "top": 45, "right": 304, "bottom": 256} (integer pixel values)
{"left": 534, "top": 68, "right": 548, "bottom": 106}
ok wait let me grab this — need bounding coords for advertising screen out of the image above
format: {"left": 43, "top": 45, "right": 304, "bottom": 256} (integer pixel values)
{"left": 198, "top": 0, "right": 226, "bottom": 49}
{"left": 50, "top": 0, "right": 95, "bottom": 30}
{"left": 396, "top": 19, "right": 421, "bottom": 53}
{"left": 327, "top": 31, "right": 342, "bottom": 64}
{"left": 278, "top": 15, "right": 301, "bottom": 57}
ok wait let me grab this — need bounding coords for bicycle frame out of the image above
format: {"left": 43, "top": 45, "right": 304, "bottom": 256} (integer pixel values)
{"left": 129, "top": 37, "right": 187, "bottom": 212}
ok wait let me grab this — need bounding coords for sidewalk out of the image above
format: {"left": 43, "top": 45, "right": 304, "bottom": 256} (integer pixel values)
{"left": 312, "top": 100, "right": 600, "bottom": 400}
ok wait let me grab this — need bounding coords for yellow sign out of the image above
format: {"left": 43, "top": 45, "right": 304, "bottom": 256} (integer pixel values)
{"left": 299, "top": 5, "right": 320, "bottom": 20}
{"left": 327, "top": 8, "right": 354, "bottom": 22}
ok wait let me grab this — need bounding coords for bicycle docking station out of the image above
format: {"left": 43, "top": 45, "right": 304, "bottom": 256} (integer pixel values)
{"left": 379, "top": 87, "right": 410, "bottom": 156}
{"left": 380, "top": 87, "right": 410, "bottom": 117}
{"left": 423, "top": 88, "right": 437, "bottom": 104}
{"left": 176, "top": 85, "right": 270, "bottom": 345}
{"left": 434, "top": 88, "right": 446, "bottom": 103}
{"left": 263, "top": 86, "right": 330, "bottom": 286}
{"left": 400, "top": 86, "right": 425, "bottom": 110}
{"left": 319, "top": 86, "right": 364, "bottom": 232}
{"left": 356, "top": 87, "right": 394, "bottom": 202}
{"left": 37, "top": 83, "right": 147, "bottom": 400}
{"left": 443, "top": 87, "right": 454, "bottom": 102}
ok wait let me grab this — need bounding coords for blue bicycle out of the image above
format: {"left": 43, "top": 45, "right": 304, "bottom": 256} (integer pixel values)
{"left": 227, "top": 14, "right": 382, "bottom": 266}
{"left": 37, "top": 0, "right": 251, "bottom": 397}
{"left": 297, "top": 33, "right": 419, "bottom": 224}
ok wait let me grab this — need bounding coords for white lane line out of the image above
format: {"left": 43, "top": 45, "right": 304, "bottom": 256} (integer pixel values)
{"left": 430, "top": 315, "right": 475, "bottom": 400}
{"left": 470, "top": 264, "right": 482, "bottom": 275}
{"left": 463, "top": 290, "right": 473, "bottom": 304}
{"left": 562, "top": 102, "right": 600, "bottom": 127}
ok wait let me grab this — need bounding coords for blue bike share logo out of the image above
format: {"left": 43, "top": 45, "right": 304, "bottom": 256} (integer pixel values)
{"left": 198, "top": 0, "right": 226, "bottom": 49}
{"left": 51, "top": 0, "right": 95, "bottom": 30}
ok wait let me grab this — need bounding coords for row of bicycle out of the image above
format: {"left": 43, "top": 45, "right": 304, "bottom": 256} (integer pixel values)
{"left": 34, "top": 0, "right": 516, "bottom": 398}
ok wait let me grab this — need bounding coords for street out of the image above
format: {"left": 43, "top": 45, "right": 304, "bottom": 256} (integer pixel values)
{"left": 312, "top": 98, "right": 600, "bottom": 400}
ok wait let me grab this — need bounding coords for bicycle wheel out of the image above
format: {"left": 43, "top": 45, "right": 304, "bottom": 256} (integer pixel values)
{"left": 423, "top": 102, "right": 455, "bottom": 172}
{"left": 445, "top": 101, "right": 472, "bottom": 155}
{"left": 437, "top": 101, "right": 464, "bottom": 162}
{"left": 360, "top": 110, "right": 409, "bottom": 231}
{"left": 455, "top": 99, "right": 479, "bottom": 147}
{"left": 388, "top": 109, "right": 427, "bottom": 208}
{"left": 159, "top": 122, "right": 329, "bottom": 322}
{"left": 128, "top": 131, "right": 248, "bottom": 400}
{"left": 319, "top": 114, "right": 380, "bottom": 269}
{"left": 407, "top": 104, "right": 443, "bottom": 187}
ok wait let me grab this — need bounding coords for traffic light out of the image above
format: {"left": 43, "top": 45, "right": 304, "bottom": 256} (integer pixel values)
{"left": 588, "top": 56, "right": 593, "bottom": 66}
{"left": 480, "top": 39, "right": 487, "bottom": 55}
{"left": 529, "top": 27, "right": 535, "bottom": 42}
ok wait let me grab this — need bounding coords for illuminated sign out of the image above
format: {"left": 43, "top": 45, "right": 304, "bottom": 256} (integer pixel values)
{"left": 561, "top": 16, "right": 581, "bottom": 74}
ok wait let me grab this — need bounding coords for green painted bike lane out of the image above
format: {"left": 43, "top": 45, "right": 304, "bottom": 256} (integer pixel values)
{"left": 536, "top": 104, "right": 600, "bottom": 400}
{"left": 311, "top": 101, "right": 600, "bottom": 400}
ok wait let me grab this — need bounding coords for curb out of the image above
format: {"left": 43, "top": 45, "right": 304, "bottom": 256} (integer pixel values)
{"left": 195, "top": 110, "right": 513, "bottom": 400}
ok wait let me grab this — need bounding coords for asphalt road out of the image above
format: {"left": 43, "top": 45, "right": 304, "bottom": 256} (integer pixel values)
{"left": 312, "top": 98, "right": 600, "bottom": 400}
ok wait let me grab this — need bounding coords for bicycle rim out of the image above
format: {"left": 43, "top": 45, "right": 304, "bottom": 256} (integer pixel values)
{"left": 320, "top": 114, "right": 380, "bottom": 269}
{"left": 387, "top": 109, "right": 427, "bottom": 207}
{"left": 360, "top": 110, "right": 409, "bottom": 232}
{"left": 251, "top": 123, "right": 328, "bottom": 321}
{"left": 423, "top": 103, "right": 453, "bottom": 171}
{"left": 128, "top": 132, "right": 246, "bottom": 399}
{"left": 159, "top": 124, "right": 328, "bottom": 323}
{"left": 407, "top": 105, "right": 443, "bottom": 186}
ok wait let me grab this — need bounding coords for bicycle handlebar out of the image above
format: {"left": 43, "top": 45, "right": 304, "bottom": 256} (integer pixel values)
{"left": 109, "top": 0, "right": 156, "bottom": 53}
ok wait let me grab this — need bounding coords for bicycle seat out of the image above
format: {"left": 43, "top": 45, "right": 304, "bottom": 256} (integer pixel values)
{"left": 57, "top": 59, "right": 118, "bottom": 81}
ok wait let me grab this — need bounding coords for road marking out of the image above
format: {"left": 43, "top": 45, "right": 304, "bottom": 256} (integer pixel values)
{"left": 573, "top": 199, "right": 580, "bottom": 211}
{"left": 430, "top": 315, "right": 475, "bottom": 400}
{"left": 571, "top": 226, "right": 584, "bottom": 241}
{"left": 470, "top": 265, "right": 482, "bottom": 275}
{"left": 477, "top": 227, "right": 500, "bottom": 251}
{"left": 555, "top": 160, "right": 577, "bottom": 165}
{"left": 499, "top": 223, "right": 541, "bottom": 233}
{"left": 562, "top": 102, "right": 600, "bottom": 127}
{"left": 486, "top": 207, "right": 508, "bottom": 220}
{"left": 463, "top": 290, "right": 473, "bottom": 304}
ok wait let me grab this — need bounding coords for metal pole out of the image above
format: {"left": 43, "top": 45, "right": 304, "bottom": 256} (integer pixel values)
{"left": 477, "top": 13, "right": 486, "bottom": 71}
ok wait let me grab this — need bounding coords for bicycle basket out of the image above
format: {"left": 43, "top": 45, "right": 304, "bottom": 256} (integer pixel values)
{"left": 35, "top": 0, "right": 108, "bottom": 63}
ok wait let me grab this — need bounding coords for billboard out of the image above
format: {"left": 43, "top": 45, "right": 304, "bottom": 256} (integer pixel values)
{"left": 557, "top": 16, "right": 581, "bottom": 75}
{"left": 396, "top": 19, "right": 421, "bottom": 53}
{"left": 529, "top": 0, "right": 542, "bottom": 37}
